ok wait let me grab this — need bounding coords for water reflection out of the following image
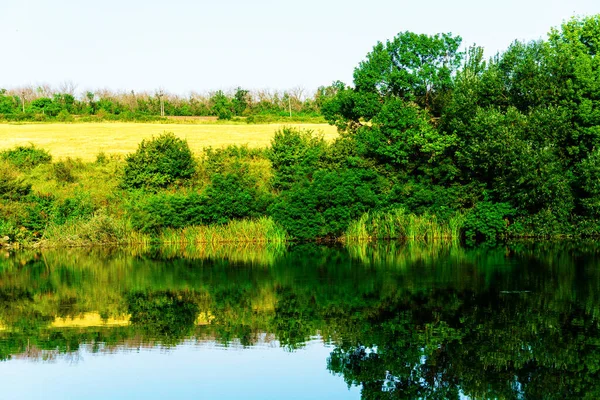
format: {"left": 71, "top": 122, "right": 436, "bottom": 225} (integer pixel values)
{"left": 1, "top": 241, "right": 600, "bottom": 398}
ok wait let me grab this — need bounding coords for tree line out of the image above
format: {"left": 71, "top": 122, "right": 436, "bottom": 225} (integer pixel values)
{"left": 0, "top": 86, "right": 332, "bottom": 122}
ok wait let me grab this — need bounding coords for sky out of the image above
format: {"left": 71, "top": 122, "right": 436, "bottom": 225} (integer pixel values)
{"left": 1, "top": 0, "right": 598, "bottom": 96}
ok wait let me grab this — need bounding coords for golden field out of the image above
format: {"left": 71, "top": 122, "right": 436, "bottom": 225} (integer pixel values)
{"left": 0, "top": 122, "right": 339, "bottom": 161}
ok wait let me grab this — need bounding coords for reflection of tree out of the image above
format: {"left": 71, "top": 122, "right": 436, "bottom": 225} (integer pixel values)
{"left": 127, "top": 291, "right": 199, "bottom": 345}
{"left": 327, "top": 289, "right": 600, "bottom": 399}
{"left": 272, "top": 287, "right": 319, "bottom": 349}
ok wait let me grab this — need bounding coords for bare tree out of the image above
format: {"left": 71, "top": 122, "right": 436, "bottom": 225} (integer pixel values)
{"left": 156, "top": 88, "right": 165, "bottom": 117}
{"left": 58, "top": 80, "right": 78, "bottom": 96}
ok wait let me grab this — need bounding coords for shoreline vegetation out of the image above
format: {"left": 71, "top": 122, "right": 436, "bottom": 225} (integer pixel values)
{"left": 3, "top": 15, "right": 600, "bottom": 249}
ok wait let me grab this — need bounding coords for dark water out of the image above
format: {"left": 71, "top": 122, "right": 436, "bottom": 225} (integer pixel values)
{"left": 1, "top": 241, "right": 599, "bottom": 399}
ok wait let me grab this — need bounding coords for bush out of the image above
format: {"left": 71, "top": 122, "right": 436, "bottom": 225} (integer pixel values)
{"left": 462, "top": 201, "right": 516, "bottom": 242}
{"left": 269, "top": 169, "right": 382, "bottom": 240}
{"left": 267, "top": 127, "right": 326, "bottom": 191}
{"left": 0, "top": 163, "right": 31, "bottom": 200}
{"left": 95, "top": 152, "right": 108, "bottom": 165}
{"left": 52, "top": 193, "right": 95, "bottom": 225}
{"left": 20, "top": 192, "right": 95, "bottom": 233}
{"left": 201, "top": 166, "right": 272, "bottom": 225}
{"left": 122, "top": 132, "right": 196, "bottom": 189}
{"left": 56, "top": 110, "right": 73, "bottom": 122}
{"left": 0, "top": 144, "right": 52, "bottom": 169}
{"left": 128, "top": 192, "right": 204, "bottom": 233}
{"left": 128, "top": 165, "right": 271, "bottom": 233}
{"left": 53, "top": 160, "right": 76, "bottom": 183}
{"left": 0, "top": 220, "right": 18, "bottom": 243}
{"left": 22, "top": 193, "right": 55, "bottom": 233}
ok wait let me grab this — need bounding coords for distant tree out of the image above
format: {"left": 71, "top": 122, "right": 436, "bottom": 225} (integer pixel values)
{"left": 210, "top": 90, "right": 233, "bottom": 120}
{"left": 232, "top": 87, "right": 249, "bottom": 116}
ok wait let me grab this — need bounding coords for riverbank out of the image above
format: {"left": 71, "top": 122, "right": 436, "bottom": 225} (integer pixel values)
{"left": 1, "top": 126, "right": 598, "bottom": 249}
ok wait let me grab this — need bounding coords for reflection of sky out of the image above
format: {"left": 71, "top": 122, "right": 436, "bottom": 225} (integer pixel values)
{"left": 0, "top": 339, "right": 360, "bottom": 400}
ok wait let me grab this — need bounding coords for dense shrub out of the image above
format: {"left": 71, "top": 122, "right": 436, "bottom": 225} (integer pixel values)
{"left": 122, "top": 132, "right": 196, "bottom": 189}
{"left": 128, "top": 165, "right": 271, "bottom": 233}
{"left": 128, "top": 192, "right": 204, "bottom": 233}
{"left": 0, "top": 167, "right": 31, "bottom": 200}
{"left": 0, "top": 219, "right": 18, "bottom": 242}
{"left": 22, "top": 193, "right": 56, "bottom": 233}
{"left": 21, "top": 192, "right": 95, "bottom": 233}
{"left": 52, "top": 193, "right": 95, "bottom": 225}
{"left": 0, "top": 145, "right": 52, "bottom": 169}
{"left": 201, "top": 167, "right": 272, "bottom": 225}
{"left": 269, "top": 169, "right": 382, "bottom": 240}
{"left": 53, "top": 160, "right": 76, "bottom": 183}
{"left": 267, "top": 127, "right": 326, "bottom": 190}
{"left": 462, "top": 201, "right": 516, "bottom": 242}
{"left": 202, "top": 145, "right": 266, "bottom": 176}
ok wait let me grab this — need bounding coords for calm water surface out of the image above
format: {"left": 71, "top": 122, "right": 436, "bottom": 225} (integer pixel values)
{"left": 0, "top": 241, "right": 599, "bottom": 399}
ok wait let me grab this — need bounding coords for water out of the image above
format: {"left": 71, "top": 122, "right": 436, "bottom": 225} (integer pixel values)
{"left": 0, "top": 241, "right": 599, "bottom": 399}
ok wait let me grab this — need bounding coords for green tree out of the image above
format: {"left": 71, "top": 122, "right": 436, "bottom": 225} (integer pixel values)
{"left": 210, "top": 90, "right": 233, "bottom": 120}
{"left": 122, "top": 132, "right": 196, "bottom": 189}
{"left": 232, "top": 87, "right": 249, "bottom": 116}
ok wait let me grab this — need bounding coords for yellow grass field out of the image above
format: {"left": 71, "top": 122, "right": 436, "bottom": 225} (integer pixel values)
{"left": 0, "top": 122, "right": 338, "bottom": 161}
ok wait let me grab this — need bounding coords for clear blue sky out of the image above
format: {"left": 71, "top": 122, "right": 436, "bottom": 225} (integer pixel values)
{"left": 1, "top": 0, "right": 598, "bottom": 95}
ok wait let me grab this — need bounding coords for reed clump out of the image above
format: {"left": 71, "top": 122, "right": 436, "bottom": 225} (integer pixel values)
{"left": 41, "top": 214, "right": 287, "bottom": 248}
{"left": 344, "top": 208, "right": 465, "bottom": 242}
{"left": 158, "top": 217, "right": 288, "bottom": 244}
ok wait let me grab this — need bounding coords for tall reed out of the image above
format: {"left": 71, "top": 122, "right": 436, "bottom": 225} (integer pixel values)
{"left": 41, "top": 215, "right": 287, "bottom": 248}
{"left": 344, "top": 208, "right": 464, "bottom": 242}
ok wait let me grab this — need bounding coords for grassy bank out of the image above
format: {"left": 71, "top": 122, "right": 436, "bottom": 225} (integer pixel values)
{"left": 1, "top": 126, "right": 589, "bottom": 249}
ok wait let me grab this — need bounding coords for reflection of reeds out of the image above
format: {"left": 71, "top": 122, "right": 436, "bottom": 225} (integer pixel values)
{"left": 345, "top": 240, "right": 469, "bottom": 270}
{"left": 344, "top": 209, "right": 465, "bottom": 242}
{"left": 146, "top": 241, "right": 287, "bottom": 265}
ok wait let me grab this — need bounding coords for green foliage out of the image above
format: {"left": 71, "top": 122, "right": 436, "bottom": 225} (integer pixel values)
{"left": 128, "top": 192, "right": 204, "bottom": 233}
{"left": 22, "top": 193, "right": 56, "bottom": 233}
{"left": 56, "top": 109, "right": 73, "bottom": 122}
{"left": 232, "top": 87, "right": 249, "bottom": 116}
{"left": 95, "top": 152, "right": 108, "bottom": 165}
{"left": 345, "top": 208, "right": 463, "bottom": 241}
{"left": 52, "top": 192, "right": 95, "bottom": 225}
{"left": 122, "top": 132, "right": 196, "bottom": 189}
{"left": 0, "top": 167, "right": 31, "bottom": 201}
{"left": 129, "top": 163, "right": 271, "bottom": 233}
{"left": 210, "top": 90, "right": 234, "bottom": 120}
{"left": 357, "top": 100, "right": 455, "bottom": 174}
{"left": 53, "top": 160, "right": 76, "bottom": 183}
{"left": 27, "top": 97, "right": 62, "bottom": 117}
{"left": 353, "top": 31, "right": 463, "bottom": 114}
{"left": 0, "top": 144, "right": 52, "bottom": 169}
{"left": 267, "top": 127, "right": 326, "bottom": 190}
{"left": 201, "top": 166, "right": 272, "bottom": 225}
{"left": 20, "top": 192, "right": 95, "bottom": 234}
{"left": 462, "top": 201, "right": 516, "bottom": 242}
{"left": 0, "top": 219, "right": 18, "bottom": 242}
{"left": 269, "top": 169, "right": 381, "bottom": 240}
